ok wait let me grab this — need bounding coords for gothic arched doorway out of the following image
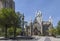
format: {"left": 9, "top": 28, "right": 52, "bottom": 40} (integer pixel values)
{"left": 34, "top": 27, "right": 38, "bottom": 35}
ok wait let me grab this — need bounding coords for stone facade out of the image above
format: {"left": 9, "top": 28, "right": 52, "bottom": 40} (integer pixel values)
{"left": 0, "top": 0, "right": 15, "bottom": 10}
{"left": 25, "top": 11, "right": 53, "bottom": 36}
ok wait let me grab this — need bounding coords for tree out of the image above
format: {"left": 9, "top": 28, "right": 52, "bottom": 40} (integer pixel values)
{"left": 56, "top": 21, "right": 60, "bottom": 35}
{"left": 48, "top": 21, "right": 60, "bottom": 36}
{"left": 7, "top": 26, "right": 14, "bottom": 36}
{"left": 16, "top": 28, "right": 22, "bottom": 35}
{"left": 0, "top": 8, "right": 19, "bottom": 38}
{"left": 49, "top": 21, "right": 60, "bottom": 36}
{"left": 48, "top": 28, "right": 57, "bottom": 36}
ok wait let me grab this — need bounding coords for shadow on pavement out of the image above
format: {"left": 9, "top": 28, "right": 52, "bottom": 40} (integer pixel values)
{"left": 44, "top": 37, "right": 51, "bottom": 41}
{"left": 0, "top": 36, "right": 34, "bottom": 40}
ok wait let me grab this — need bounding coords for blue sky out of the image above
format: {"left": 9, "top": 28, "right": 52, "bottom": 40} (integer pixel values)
{"left": 14, "top": 0, "right": 60, "bottom": 26}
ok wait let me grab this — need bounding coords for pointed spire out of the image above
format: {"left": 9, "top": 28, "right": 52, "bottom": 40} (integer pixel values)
{"left": 35, "top": 10, "right": 37, "bottom": 17}
{"left": 49, "top": 16, "right": 52, "bottom": 23}
{"left": 35, "top": 10, "right": 42, "bottom": 17}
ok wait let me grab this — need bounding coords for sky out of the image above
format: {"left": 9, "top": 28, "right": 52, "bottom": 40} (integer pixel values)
{"left": 14, "top": 0, "right": 60, "bottom": 27}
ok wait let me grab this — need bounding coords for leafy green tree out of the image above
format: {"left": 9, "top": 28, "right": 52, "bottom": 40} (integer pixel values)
{"left": 0, "top": 8, "right": 19, "bottom": 38}
{"left": 7, "top": 27, "right": 14, "bottom": 37}
{"left": 48, "top": 27, "right": 57, "bottom": 36}
{"left": 56, "top": 21, "right": 60, "bottom": 35}
{"left": 49, "top": 21, "right": 60, "bottom": 35}
{"left": 7, "top": 27, "right": 22, "bottom": 37}
{"left": 16, "top": 28, "right": 22, "bottom": 35}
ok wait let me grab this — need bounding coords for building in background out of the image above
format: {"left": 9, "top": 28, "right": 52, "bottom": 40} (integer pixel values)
{"left": 0, "top": 0, "right": 15, "bottom": 10}
{"left": 26, "top": 10, "right": 53, "bottom": 36}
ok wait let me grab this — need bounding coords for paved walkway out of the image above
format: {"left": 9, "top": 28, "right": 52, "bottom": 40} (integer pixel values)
{"left": 33, "top": 36, "right": 60, "bottom": 41}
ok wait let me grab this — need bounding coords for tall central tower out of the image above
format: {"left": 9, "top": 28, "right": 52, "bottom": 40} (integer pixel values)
{"left": 0, "top": 0, "right": 15, "bottom": 10}
{"left": 36, "top": 11, "right": 42, "bottom": 24}
{"left": 35, "top": 11, "right": 43, "bottom": 35}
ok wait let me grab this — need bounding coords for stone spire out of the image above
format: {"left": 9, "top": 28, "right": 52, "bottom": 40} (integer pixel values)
{"left": 49, "top": 16, "right": 52, "bottom": 23}
{"left": 36, "top": 10, "right": 42, "bottom": 23}
{"left": 35, "top": 10, "right": 42, "bottom": 17}
{"left": 35, "top": 10, "right": 43, "bottom": 35}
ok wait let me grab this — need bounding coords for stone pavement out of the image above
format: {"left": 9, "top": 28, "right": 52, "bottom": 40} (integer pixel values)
{"left": 38, "top": 36, "right": 60, "bottom": 41}
{"left": 49, "top": 36, "right": 60, "bottom": 41}
{"left": 32, "top": 36, "right": 60, "bottom": 41}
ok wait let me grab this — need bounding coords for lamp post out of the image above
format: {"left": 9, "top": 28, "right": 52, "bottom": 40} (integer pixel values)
{"left": 5, "top": 24, "right": 8, "bottom": 38}
{"left": 29, "top": 19, "right": 33, "bottom": 36}
{"left": 22, "top": 14, "right": 24, "bottom": 36}
{"left": 31, "top": 21, "right": 33, "bottom": 36}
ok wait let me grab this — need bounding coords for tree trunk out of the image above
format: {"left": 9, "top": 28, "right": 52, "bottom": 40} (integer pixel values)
{"left": 5, "top": 24, "right": 7, "bottom": 38}
{"left": 14, "top": 26, "right": 16, "bottom": 38}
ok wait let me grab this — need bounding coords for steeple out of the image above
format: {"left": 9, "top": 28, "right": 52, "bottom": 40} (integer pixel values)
{"left": 48, "top": 16, "right": 52, "bottom": 23}
{"left": 35, "top": 10, "right": 42, "bottom": 17}
{"left": 35, "top": 10, "right": 42, "bottom": 25}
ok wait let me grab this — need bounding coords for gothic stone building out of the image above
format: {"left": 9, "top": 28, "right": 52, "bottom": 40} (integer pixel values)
{"left": 26, "top": 11, "right": 53, "bottom": 36}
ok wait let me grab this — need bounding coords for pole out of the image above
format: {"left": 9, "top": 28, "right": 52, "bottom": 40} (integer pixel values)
{"left": 22, "top": 14, "right": 24, "bottom": 36}
{"left": 30, "top": 19, "right": 33, "bottom": 36}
